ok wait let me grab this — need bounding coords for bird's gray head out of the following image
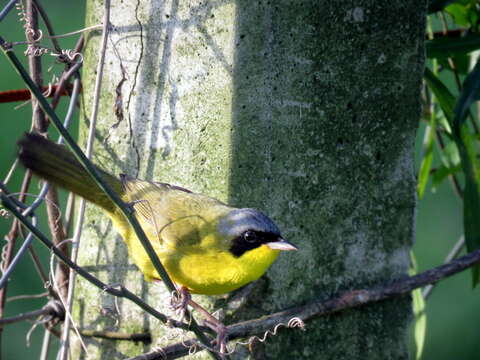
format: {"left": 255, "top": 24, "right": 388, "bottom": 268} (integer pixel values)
{"left": 217, "top": 208, "right": 297, "bottom": 257}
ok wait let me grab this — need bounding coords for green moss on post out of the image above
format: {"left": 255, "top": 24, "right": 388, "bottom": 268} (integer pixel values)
{"left": 74, "top": 0, "right": 425, "bottom": 358}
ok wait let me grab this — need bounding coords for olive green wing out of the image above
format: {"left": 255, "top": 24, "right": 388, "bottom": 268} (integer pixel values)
{"left": 120, "top": 176, "right": 226, "bottom": 250}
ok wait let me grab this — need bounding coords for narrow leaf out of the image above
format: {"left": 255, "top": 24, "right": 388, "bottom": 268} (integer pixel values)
{"left": 412, "top": 288, "right": 427, "bottom": 360}
{"left": 428, "top": 0, "right": 458, "bottom": 14}
{"left": 453, "top": 59, "right": 480, "bottom": 130}
{"left": 426, "top": 33, "right": 480, "bottom": 58}
{"left": 457, "top": 127, "right": 480, "bottom": 285}
{"left": 438, "top": 54, "right": 471, "bottom": 74}
{"left": 440, "top": 141, "right": 461, "bottom": 168}
{"left": 418, "top": 123, "right": 436, "bottom": 199}
{"left": 409, "top": 252, "right": 427, "bottom": 360}
{"left": 451, "top": 58, "right": 480, "bottom": 286}
{"left": 424, "top": 67, "right": 455, "bottom": 124}
{"left": 431, "top": 164, "right": 462, "bottom": 190}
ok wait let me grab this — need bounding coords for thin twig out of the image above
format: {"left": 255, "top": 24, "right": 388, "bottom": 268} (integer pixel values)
{"left": 15, "top": 0, "right": 62, "bottom": 305}
{"left": 0, "top": 0, "right": 18, "bottom": 23}
{"left": 422, "top": 235, "right": 465, "bottom": 298}
{"left": 45, "top": 76, "right": 83, "bottom": 301}
{"left": 0, "top": 308, "right": 49, "bottom": 326}
{"left": 47, "top": 25, "right": 103, "bottom": 39}
{"left": 0, "top": 169, "right": 33, "bottom": 353}
{"left": 50, "top": 50, "right": 83, "bottom": 110}
{"left": 26, "top": 0, "right": 47, "bottom": 133}
{"left": 7, "top": 291, "right": 49, "bottom": 303}
{"left": 0, "top": 186, "right": 54, "bottom": 295}
{"left": 59, "top": 3, "right": 109, "bottom": 357}
{"left": 63, "top": 193, "right": 75, "bottom": 237}
{"left": 79, "top": 329, "right": 152, "bottom": 343}
{"left": 27, "top": 239, "right": 55, "bottom": 297}
{"left": 39, "top": 329, "right": 51, "bottom": 360}
{"left": 0, "top": 212, "right": 39, "bottom": 289}
{"left": 2, "top": 158, "right": 19, "bottom": 185}
{"left": 26, "top": 0, "right": 69, "bottom": 303}
{"left": 0, "top": 300, "right": 61, "bottom": 326}
{"left": 31, "top": 0, "right": 61, "bottom": 53}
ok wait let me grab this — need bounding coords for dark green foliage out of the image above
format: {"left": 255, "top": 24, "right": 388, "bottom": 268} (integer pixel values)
{"left": 423, "top": 2, "right": 480, "bottom": 286}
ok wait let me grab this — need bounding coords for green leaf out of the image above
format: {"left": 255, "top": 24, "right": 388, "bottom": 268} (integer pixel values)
{"left": 424, "top": 67, "right": 455, "bottom": 124}
{"left": 412, "top": 288, "right": 427, "bottom": 360}
{"left": 452, "top": 59, "right": 480, "bottom": 286}
{"left": 457, "top": 127, "right": 480, "bottom": 285}
{"left": 453, "top": 60, "right": 480, "bottom": 129}
{"left": 431, "top": 163, "right": 462, "bottom": 190}
{"left": 418, "top": 123, "right": 436, "bottom": 199}
{"left": 440, "top": 140, "right": 461, "bottom": 168}
{"left": 446, "top": 2, "right": 479, "bottom": 27}
{"left": 426, "top": 33, "right": 480, "bottom": 58}
{"left": 438, "top": 54, "right": 471, "bottom": 74}
{"left": 438, "top": 115, "right": 453, "bottom": 135}
{"left": 409, "top": 252, "right": 427, "bottom": 360}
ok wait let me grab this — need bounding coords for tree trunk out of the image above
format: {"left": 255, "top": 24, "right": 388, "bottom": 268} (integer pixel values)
{"left": 74, "top": 0, "right": 425, "bottom": 358}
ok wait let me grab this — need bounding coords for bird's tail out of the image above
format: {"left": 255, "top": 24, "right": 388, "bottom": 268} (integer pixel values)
{"left": 17, "top": 133, "right": 122, "bottom": 213}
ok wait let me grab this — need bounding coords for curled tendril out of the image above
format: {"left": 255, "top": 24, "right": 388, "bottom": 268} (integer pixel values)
{"left": 52, "top": 49, "right": 84, "bottom": 64}
{"left": 187, "top": 341, "right": 199, "bottom": 355}
{"left": 153, "top": 317, "right": 306, "bottom": 357}
{"left": 0, "top": 244, "right": 9, "bottom": 275}
{"left": 26, "top": 28, "right": 43, "bottom": 42}
{"left": 16, "top": 2, "right": 43, "bottom": 43}
{"left": 222, "top": 317, "right": 306, "bottom": 355}
{"left": 42, "top": 83, "right": 54, "bottom": 98}
{"left": 24, "top": 44, "right": 49, "bottom": 57}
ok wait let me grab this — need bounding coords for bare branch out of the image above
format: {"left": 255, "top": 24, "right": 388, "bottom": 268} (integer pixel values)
{"left": 0, "top": 170, "right": 33, "bottom": 350}
{"left": 79, "top": 330, "right": 151, "bottom": 343}
{"left": 0, "top": 0, "right": 18, "bottom": 22}
{"left": 0, "top": 308, "right": 50, "bottom": 326}
{"left": 0, "top": 300, "right": 63, "bottom": 326}
{"left": 0, "top": 84, "right": 75, "bottom": 103}
{"left": 31, "top": 0, "right": 61, "bottom": 53}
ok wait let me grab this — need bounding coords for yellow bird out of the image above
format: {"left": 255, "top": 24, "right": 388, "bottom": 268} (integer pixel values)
{"left": 18, "top": 133, "right": 297, "bottom": 296}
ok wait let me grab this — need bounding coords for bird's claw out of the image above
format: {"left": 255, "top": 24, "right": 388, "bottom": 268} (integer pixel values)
{"left": 170, "top": 287, "right": 229, "bottom": 355}
{"left": 170, "top": 286, "right": 191, "bottom": 321}
{"left": 204, "top": 318, "right": 228, "bottom": 354}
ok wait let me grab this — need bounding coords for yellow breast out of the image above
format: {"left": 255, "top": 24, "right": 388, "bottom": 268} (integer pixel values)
{"left": 111, "top": 213, "right": 280, "bottom": 295}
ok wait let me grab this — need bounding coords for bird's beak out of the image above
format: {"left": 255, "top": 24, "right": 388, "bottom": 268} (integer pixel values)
{"left": 265, "top": 238, "right": 298, "bottom": 251}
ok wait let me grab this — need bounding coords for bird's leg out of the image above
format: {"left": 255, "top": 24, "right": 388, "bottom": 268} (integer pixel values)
{"left": 170, "top": 286, "right": 191, "bottom": 322}
{"left": 187, "top": 298, "right": 228, "bottom": 354}
{"left": 170, "top": 286, "right": 228, "bottom": 354}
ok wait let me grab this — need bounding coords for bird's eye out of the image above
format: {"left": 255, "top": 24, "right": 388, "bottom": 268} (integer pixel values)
{"left": 244, "top": 231, "right": 256, "bottom": 243}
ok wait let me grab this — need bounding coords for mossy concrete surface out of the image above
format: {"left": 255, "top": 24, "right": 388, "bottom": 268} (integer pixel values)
{"left": 74, "top": 0, "right": 425, "bottom": 358}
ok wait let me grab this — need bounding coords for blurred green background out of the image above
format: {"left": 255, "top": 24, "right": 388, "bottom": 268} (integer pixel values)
{"left": 0, "top": 1, "right": 84, "bottom": 359}
{"left": 0, "top": 2, "right": 478, "bottom": 360}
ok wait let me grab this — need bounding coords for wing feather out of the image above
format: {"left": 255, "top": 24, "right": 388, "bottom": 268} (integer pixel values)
{"left": 120, "top": 176, "right": 230, "bottom": 251}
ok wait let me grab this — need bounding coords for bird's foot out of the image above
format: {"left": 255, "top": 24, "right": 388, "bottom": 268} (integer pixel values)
{"left": 170, "top": 287, "right": 229, "bottom": 354}
{"left": 204, "top": 318, "right": 228, "bottom": 355}
{"left": 188, "top": 299, "right": 229, "bottom": 354}
{"left": 170, "top": 286, "right": 191, "bottom": 322}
